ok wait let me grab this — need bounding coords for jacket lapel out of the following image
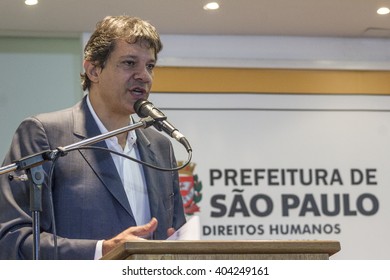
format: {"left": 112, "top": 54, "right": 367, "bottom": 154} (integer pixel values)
{"left": 135, "top": 129, "right": 161, "bottom": 222}
{"left": 71, "top": 97, "right": 135, "bottom": 220}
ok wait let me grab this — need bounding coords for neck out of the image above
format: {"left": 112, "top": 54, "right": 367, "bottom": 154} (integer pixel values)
{"left": 89, "top": 93, "right": 130, "bottom": 131}
{"left": 116, "top": 132, "right": 128, "bottom": 150}
{"left": 98, "top": 113, "right": 129, "bottom": 150}
{"left": 88, "top": 93, "right": 130, "bottom": 149}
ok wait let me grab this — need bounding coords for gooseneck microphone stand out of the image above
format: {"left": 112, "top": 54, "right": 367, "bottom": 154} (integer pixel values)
{"left": 0, "top": 117, "right": 154, "bottom": 260}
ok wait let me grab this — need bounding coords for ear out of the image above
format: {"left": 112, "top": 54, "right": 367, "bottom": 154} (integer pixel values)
{"left": 83, "top": 60, "right": 101, "bottom": 83}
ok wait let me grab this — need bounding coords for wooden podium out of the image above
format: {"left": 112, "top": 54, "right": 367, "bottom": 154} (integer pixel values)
{"left": 101, "top": 240, "right": 340, "bottom": 260}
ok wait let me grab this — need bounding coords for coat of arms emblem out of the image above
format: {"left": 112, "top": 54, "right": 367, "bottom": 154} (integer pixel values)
{"left": 178, "top": 162, "right": 202, "bottom": 215}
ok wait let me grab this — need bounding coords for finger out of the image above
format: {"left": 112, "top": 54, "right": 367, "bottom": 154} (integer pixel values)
{"left": 167, "top": 227, "right": 175, "bottom": 237}
{"left": 131, "top": 217, "right": 158, "bottom": 236}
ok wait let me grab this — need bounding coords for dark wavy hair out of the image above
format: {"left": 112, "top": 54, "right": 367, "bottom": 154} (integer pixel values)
{"left": 80, "top": 15, "right": 163, "bottom": 91}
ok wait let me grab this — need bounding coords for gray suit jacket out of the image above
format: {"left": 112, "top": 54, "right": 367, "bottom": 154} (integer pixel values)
{"left": 0, "top": 96, "right": 186, "bottom": 259}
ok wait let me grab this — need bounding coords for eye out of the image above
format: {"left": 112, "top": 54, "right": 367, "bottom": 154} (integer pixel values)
{"left": 146, "top": 63, "right": 155, "bottom": 72}
{"left": 123, "top": 60, "right": 135, "bottom": 67}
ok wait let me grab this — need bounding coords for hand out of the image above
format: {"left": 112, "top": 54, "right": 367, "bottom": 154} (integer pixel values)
{"left": 102, "top": 217, "right": 158, "bottom": 256}
{"left": 167, "top": 227, "right": 176, "bottom": 237}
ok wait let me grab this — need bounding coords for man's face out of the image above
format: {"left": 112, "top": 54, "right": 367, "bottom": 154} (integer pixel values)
{"left": 93, "top": 39, "right": 156, "bottom": 116}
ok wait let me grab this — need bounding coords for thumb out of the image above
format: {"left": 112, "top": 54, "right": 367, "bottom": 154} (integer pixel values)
{"left": 132, "top": 217, "right": 158, "bottom": 237}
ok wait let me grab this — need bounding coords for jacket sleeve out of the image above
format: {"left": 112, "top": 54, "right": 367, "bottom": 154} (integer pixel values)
{"left": 0, "top": 117, "right": 97, "bottom": 260}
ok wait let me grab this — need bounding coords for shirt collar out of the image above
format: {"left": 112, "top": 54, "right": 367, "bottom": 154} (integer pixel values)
{"left": 86, "top": 94, "right": 137, "bottom": 147}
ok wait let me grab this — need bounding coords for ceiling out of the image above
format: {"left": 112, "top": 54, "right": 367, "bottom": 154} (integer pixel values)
{"left": 1, "top": 0, "right": 390, "bottom": 38}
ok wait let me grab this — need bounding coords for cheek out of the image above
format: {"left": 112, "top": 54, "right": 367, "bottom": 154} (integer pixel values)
{"left": 149, "top": 71, "right": 155, "bottom": 81}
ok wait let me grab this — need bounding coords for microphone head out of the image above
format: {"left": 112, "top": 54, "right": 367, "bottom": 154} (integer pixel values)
{"left": 134, "top": 98, "right": 150, "bottom": 118}
{"left": 134, "top": 98, "right": 191, "bottom": 152}
{"left": 134, "top": 99, "right": 166, "bottom": 120}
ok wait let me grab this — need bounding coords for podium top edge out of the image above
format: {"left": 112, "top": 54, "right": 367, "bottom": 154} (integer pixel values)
{"left": 101, "top": 240, "right": 341, "bottom": 260}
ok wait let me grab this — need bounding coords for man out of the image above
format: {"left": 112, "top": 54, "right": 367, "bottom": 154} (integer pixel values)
{"left": 0, "top": 15, "right": 186, "bottom": 259}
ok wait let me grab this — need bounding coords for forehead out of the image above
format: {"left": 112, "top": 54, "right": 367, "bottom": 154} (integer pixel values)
{"left": 111, "top": 39, "right": 156, "bottom": 60}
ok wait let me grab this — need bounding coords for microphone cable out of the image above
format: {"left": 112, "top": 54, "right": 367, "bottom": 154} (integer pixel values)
{"left": 69, "top": 145, "right": 192, "bottom": 172}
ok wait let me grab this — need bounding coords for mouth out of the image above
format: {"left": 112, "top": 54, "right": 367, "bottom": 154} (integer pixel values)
{"left": 129, "top": 86, "right": 147, "bottom": 97}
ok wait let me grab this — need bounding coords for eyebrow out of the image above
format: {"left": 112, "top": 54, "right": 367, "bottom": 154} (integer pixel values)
{"left": 119, "top": 55, "right": 156, "bottom": 62}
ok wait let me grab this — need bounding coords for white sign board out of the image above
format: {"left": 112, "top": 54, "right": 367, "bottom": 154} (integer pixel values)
{"left": 149, "top": 93, "right": 390, "bottom": 260}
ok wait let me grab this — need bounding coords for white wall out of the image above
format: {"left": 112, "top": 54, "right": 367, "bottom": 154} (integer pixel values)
{"left": 0, "top": 37, "right": 83, "bottom": 160}
{"left": 158, "top": 35, "right": 390, "bottom": 70}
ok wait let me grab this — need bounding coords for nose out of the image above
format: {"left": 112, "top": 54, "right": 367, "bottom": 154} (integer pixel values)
{"left": 134, "top": 66, "right": 153, "bottom": 83}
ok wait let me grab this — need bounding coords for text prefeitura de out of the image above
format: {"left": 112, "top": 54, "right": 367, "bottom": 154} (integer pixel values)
{"left": 209, "top": 168, "right": 377, "bottom": 187}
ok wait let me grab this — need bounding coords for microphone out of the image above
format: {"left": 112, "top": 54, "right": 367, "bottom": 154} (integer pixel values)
{"left": 134, "top": 99, "right": 192, "bottom": 152}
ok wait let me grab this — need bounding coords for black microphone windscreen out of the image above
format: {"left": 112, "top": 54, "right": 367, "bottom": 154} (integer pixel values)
{"left": 134, "top": 99, "right": 166, "bottom": 120}
{"left": 133, "top": 99, "right": 149, "bottom": 118}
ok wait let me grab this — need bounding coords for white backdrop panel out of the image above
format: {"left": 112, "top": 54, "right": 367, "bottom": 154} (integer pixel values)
{"left": 147, "top": 93, "right": 390, "bottom": 260}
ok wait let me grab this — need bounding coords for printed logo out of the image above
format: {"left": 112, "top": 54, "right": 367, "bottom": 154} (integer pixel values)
{"left": 178, "top": 162, "right": 202, "bottom": 215}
